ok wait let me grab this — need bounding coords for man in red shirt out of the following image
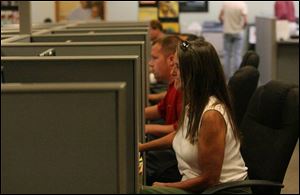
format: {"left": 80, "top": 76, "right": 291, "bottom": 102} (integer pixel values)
{"left": 144, "top": 35, "right": 182, "bottom": 185}
{"left": 145, "top": 35, "right": 182, "bottom": 137}
{"left": 275, "top": 1, "right": 296, "bottom": 22}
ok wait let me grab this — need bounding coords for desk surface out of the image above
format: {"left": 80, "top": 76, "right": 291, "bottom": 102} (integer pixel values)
{"left": 277, "top": 38, "right": 299, "bottom": 45}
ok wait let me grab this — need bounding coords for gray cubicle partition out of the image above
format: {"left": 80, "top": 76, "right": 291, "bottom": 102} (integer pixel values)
{"left": 68, "top": 21, "right": 149, "bottom": 29}
{"left": 1, "top": 30, "right": 40, "bottom": 35}
{"left": 1, "top": 35, "right": 14, "bottom": 40}
{"left": 1, "top": 35, "right": 31, "bottom": 43}
{"left": 1, "top": 41, "right": 149, "bottom": 113}
{"left": 1, "top": 82, "right": 135, "bottom": 194}
{"left": 8, "top": 33, "right": 151, "bottom": 67}
{"left": 256, "top": 16, "right": 299, "bottom": 85}
{"left": 3, "top": 32, "right": 151, "bottom": 97}
{"left": 51, "top": 27, "right": 149, "bottom": 34}
{"left": 1, "top": 22, "right": 68, "bottom": 32}
{"left": 1, "top": 56, "right": 142, "bottom": 193}
{"left": 24, "top": 32, "right": 149, "bottom": 43}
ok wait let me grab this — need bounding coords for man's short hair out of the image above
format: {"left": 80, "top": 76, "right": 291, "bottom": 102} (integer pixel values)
{"left": 150, "top": 20, "right": 163, "bottom": 31}
{"left": 153, "top": 35, "right": 181, "bottom": 57}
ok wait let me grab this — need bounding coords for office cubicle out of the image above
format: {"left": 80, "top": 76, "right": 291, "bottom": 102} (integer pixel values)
{"left": 1, "top": 23, "right": 67, "bottom": 36}
{"left": 67, "top": 21, "right": 149, "bottom": 29}
{"left": 1, "top": 35, "right": 14, "bottom": 40}
{"left": 50, "top": 27, "right": 149, "bottom": 34}
{"left": 7, "top": 33, "right": 150, "bottom": 67}
{"left": 1, "top": 41, "right": 149, "bottom": 112}
{"left": 1, "top": 35, "right": 30, "bottom": 44}
{"left": 1, "top": 56, "right": 143, "bottom": 191}
{"left": 1, "top": 22, "right": 68, "bottom": 31}
{"left": 12, "top": 32, "right": 150, "bottom": 43}
{"left": 1, "top": 29, "right": 41, "bottom": 35}
{"left": 1, "top": 82, "right": 137, "bottom": 194}
{"left": 256, "top": 17, "right": 299, "bottom": 85}
{"left": 201, "top": 21, "right": 224, "bottom": 57}
{"left": 2, "top": 32, "right": 151, "bottom": 95}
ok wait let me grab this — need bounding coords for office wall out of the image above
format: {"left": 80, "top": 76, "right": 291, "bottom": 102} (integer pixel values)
{"left": 30, "top": 1, "right": 299, "bottom": 29}
{"left": 106, "top": 1, "right": 139, "bottom": 21}
{"left": 180, "top": 1, "right": 299, "bottom": 30}
{"left": 31, "top": 1, "right": 55, "bottom": 24}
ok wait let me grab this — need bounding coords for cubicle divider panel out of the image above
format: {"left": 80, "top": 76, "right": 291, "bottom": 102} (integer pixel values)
{"left": 1, "top": 35, "right": 14, "bottom": 40}
{"left": 1, "top": 42, "right": 148, "bottom": 141}
{"left": 1, "top": 35, "right": 31, "bottom": 43}
{"left": 29, "top": 32, "right": 148, "bottom": 43}
{"left": 69, "top": 21, "right": 149, "bottom": 29}
{"left": 2, "top": 32, "right": 151, "bottom": 107}
{"left": 1, "top": 82, "right": 132, "bottom": 194}
{"left": 1, "top": 56, "right": 142, "bottom": 193}
{"left": 51, "top": 27, "right": 149, "bottom": 34}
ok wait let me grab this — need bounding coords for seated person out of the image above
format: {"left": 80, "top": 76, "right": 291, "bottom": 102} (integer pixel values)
{"left": 91, "top": 1, "right": 104, "bottom": 20}
{"left": 146, "top": 35, "right": 182, "bottom": 137}
{"left": 144, "top": 35, "right": 183, "bottom": 186}
{"left": 140, "top": 39, "right": 250, "bottom": 194}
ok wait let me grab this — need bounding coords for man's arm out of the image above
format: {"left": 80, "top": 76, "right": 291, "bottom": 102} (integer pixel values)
{"left": 145, "top": 124, "right": 175, "bottom": 137}
{"left": 139, "top": 131, "right": 176, "bottom": 152}
{"left": 148, "top": 91, "right": 167, "bottom": 102}
{"left": 145, "top": 105, "right": 161, "bottom": 120}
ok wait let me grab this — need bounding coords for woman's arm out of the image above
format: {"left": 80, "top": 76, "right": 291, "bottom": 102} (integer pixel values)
{"left": 154, "top": 110, "right": 226, "bottom": 192}
{"left": 139, "top": 131, "right": 176, "bottom": 152}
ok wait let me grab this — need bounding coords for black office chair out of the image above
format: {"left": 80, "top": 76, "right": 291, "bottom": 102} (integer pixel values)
{"left": 239, "top": 50, "right": 260, "bottom": 69}
{"left": 228, "top": 66, "right": 260, "bottom": 127}
{"left": 203, "top": 80, "right": 299, "bottom": 194}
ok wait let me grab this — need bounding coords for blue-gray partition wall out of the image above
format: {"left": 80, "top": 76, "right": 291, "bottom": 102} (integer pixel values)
{"left": 68, "top": 21, "right": 149, "bottom": 29}
{"left": 28, "top": 32, "right": 149, "bottom": 43}
{"left": 1, "top": 82, "right": 134, "bottom": 193}
{"left": 1, "top": 56, "right": 142, "bottom": 192}
{"left": 50, "top": 27, "right": 149, "bottom": 34}
{"left": 1, "top": 42, "right": 149, "bottom": 129}
{"left": 1, "top": 41, "right": 149, "bottom": 106}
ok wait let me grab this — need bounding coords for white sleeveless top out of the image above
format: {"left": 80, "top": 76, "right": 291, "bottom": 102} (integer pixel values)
{"left": 172, "top": 96, "right": 248, "bottom": 183}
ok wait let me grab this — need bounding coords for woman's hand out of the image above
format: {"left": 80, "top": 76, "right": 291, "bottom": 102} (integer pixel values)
{"left": 152, "top": 182, "right": 167, "bottom": 187}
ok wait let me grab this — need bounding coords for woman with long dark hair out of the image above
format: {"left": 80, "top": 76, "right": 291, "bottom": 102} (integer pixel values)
{"left": 140, "top": 39, "right": 250, "bottom": 194}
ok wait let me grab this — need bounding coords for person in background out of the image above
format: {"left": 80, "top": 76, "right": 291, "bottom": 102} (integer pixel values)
{"left": 219, "top": 1, "right": 248, "bottom": 81}
{"left": 91, "top": 1, "right": 104, "bottom": 20}
{"left": 140, "top": 39, "right": 250, "bottom": 194}
{"left": 149, "top": 20, "right": 165, "bottom": 43}
{"left": 67, "top": 1, "right": 92, "bottom": 21}
{"left": 148, "top": 20, "right": 167, "bottom": 103}
{"left": 43, "top": 18, "right": 52, "bottom": 23}
{"left": 144, "top": 35, "right": 182, "bottom": 186}
{"left": 274, "top": 1, "right": 296, "bottom": 22}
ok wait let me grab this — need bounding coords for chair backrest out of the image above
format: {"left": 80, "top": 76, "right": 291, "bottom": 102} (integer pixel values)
{"left": 240, "top": 80, "right": 299, "bottom": 194}
{"left": 228, "top": 66, "right": 260, "bottom": 127}
{"left": 240, "top": 50, "right": 260, "bottom": 69}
